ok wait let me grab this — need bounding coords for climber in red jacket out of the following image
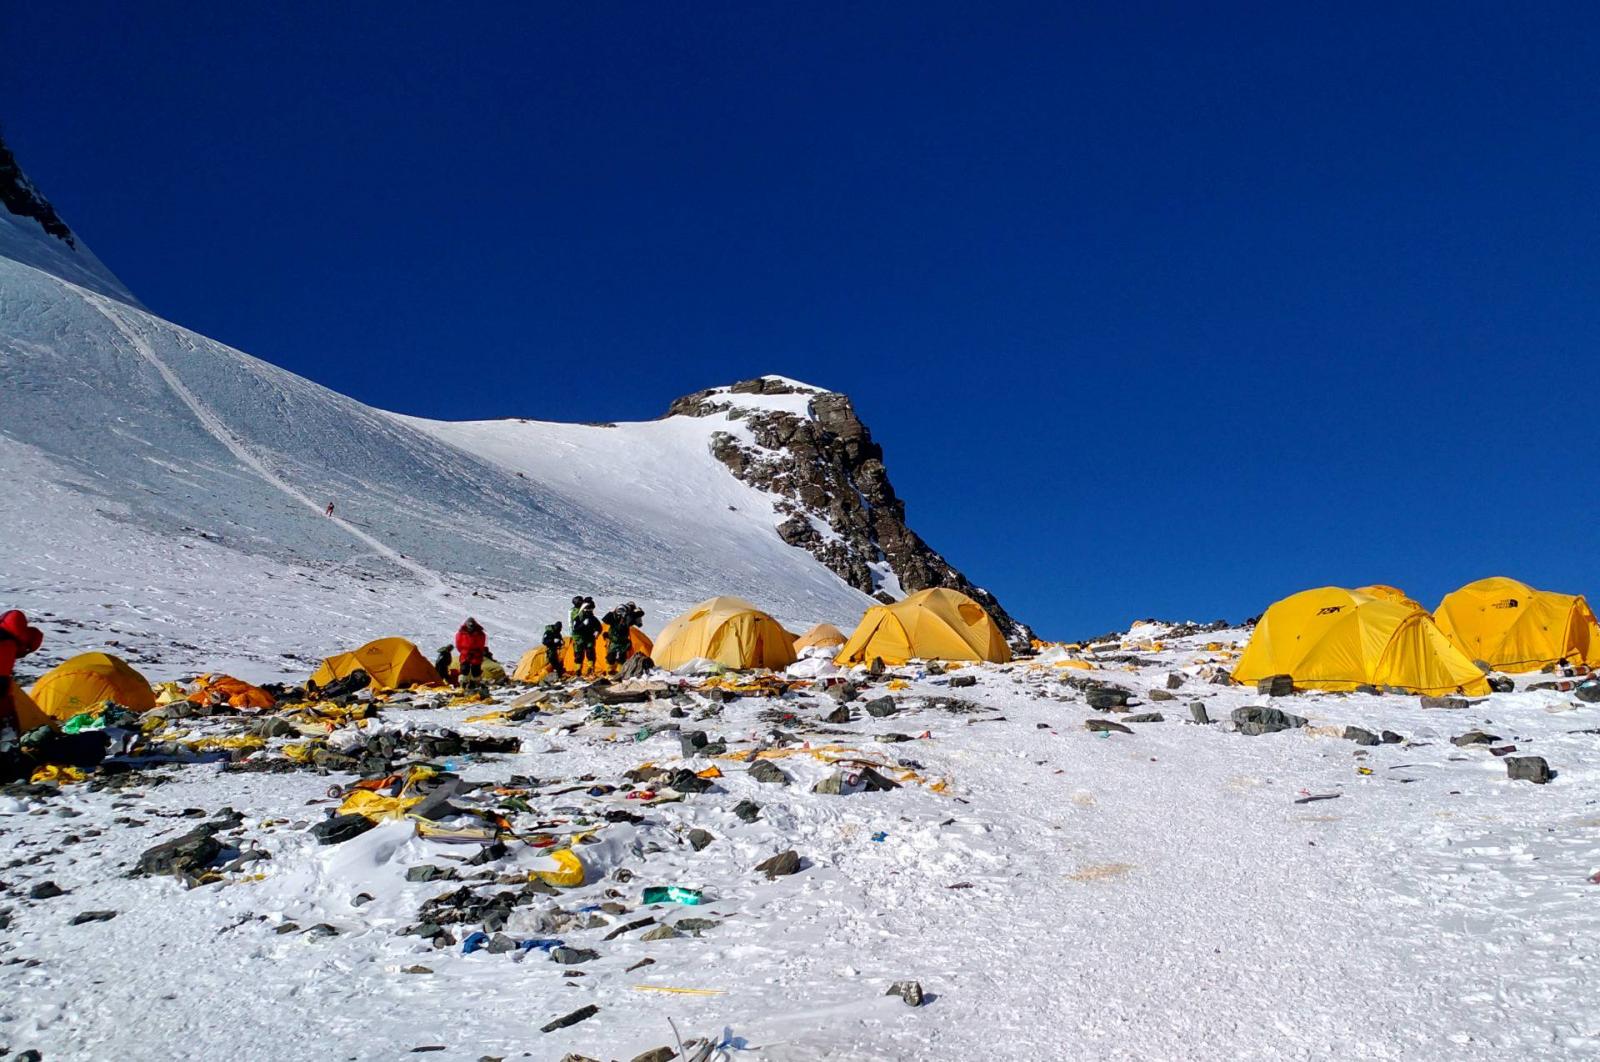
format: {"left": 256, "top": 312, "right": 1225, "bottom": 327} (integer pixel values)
{"left": 454, "top": 617, "right": 489, "bottom": 689}
{"left": 1, "top": 608, "right": 45, "bottom": 737}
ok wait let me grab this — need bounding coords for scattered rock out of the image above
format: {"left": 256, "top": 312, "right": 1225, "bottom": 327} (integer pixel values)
{"left": 824, "top": 704, "right": 852, "bottom": 724}
{"left": 1451, "top": 730, "right": 1501, "bottom": 747}
{"left": 27, "top": 881, "right": 65, "bottom": 900}
{"left": 687, "top": 828, "right": 714, "bottom": 851}
{"left": 1165, "top": 673, "right": 1185, "bottom": 690}
{"left": 1147, "top": 689, "right": 1175, "bottom": 702}
{"left": 70, "top": 909, "right": 117, "bottom": 924}
{"left": 1506, "top": 756, "right": 1551, "bottom": 784}
{"left": 674, "top": 917, "right": 718, "bottom": 935}
{"left": 1084, "top": 719, "right": 1132, "bottom": 734}
{"left": 733, "top": 799, "right": 762, "bottom": 823}
{"left": 403, "top": 965, "right": 433, "bottom": 975}
{"left": 631, "top": 1049, "right": 677, "bottom": 1062}
{"left": 1256, "top": 675, "right": 1294, "bottom": 697}
{"left": 756, "top": 849, "right": 802, "bottom": 879}
{"left": 1085, "top": 687, "right": 1132, "bottom": 711}
{"left": 1421, "top": 696, "right": 1469, "bottom": 710}
{"left": 1342, "top": 726, "right": 1380, "bottom": 746}
{"left": 640, "top": 924, "right": 680, "bottom": 941}
{"left": 1381, "top": 730, "right": 1404, "bottom": 744}
{"left": 886, "top": 980, "right": 925, "bottom": 1006}
{"left": 1188, "top": 702, "right": 1212, "bottom": 725}
{"left": 1123, "top": 713, "right": 1164, "bottom": 724}
{"left": 310, "top": 814, "right": 378, "bottom": 846}
{"left": 541, "top": 1004, "right": 600, "bottom": 1033}
{"left": 864, "top": 696, "right": 899, "bottom": 718}
{"left": 948, "top": 675, "right": 977, "bottom": 689}
{"left": 1231, "top": 706, "right": 1307, "bottom": 735}
{"left": 748, "top": 761, "right": 790, "bottom": 785}
{"left": 134, "top": 825, "right": 224, "bottom": 877}
{"left": 549, "top": 946, "right": 599, "bottom": 965}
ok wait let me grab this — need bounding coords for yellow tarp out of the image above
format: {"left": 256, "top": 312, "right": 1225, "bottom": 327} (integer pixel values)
{"left": 1234, "top": 586, "right": 1489, "bottom": 695}
{"left": 513, "top": 626, "right": 654, "bottom": 681}
{"left": 532, "top": 848, "right": 585, "bottom": 888}
{"left": 339, "top": 789, "right": 423, "bottom": 821}
{"left": 9, "top": 684, "right": 54, "bottom": 732}
{"left": 310, "top": 637, "right": 440, "bottom": 690}
{"left": 652, "top": 597, "right": 797, "bottom": 671}
{"left": 1434, "top": 576, "right": 1600, "bottom": 673}
{"left": 29, "top": 652, "right": 156, "bottom": 721}
{"left": 835, "top": 588, "right": 1011, "bottom": 666}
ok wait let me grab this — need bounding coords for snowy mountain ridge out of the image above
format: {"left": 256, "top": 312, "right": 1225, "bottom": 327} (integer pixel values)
{"left": 0, "top": 134, "right": 1019, "bottom": 678}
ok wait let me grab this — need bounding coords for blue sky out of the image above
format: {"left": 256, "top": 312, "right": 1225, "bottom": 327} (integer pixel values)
{"left": 5, "top": 3, "right": 1597, "bottom": 637}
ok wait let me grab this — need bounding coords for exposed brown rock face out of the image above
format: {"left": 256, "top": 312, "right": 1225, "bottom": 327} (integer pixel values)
{"left": 667, "top": 377, "right": 1030, "bottom": 643}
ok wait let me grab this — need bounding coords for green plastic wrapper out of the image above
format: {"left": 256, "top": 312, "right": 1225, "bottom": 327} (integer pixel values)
{"left": 642, "top": 886, "right": 704, "bottom": 905}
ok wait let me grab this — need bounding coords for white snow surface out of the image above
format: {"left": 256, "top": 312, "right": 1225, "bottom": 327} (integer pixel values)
{"left": 0, "top": 247, "right": 875, "bottom": 677}
{"left": 3, "top": 629, "right": 1599, "bottom": 1060}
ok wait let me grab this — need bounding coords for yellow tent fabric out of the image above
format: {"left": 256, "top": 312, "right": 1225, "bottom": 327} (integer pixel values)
{"left": 1355, "top": 584, "right": 1425, "bottom": 612}
{"left": 793, "top": 623, "right": 847, "bottom": 652}
{"left": 835, "top": 588, "right": 1012, "bottom": 666}
{"left": 1234, "top": 587, "right": 1489, "bottom": 695}
{"left": 512, "top": 626, "right": 655, "bottom": 681}
{"left": 446, "top": 650, "right": 509, "bottom": 684}
{"left": 8, "top": 684, "right": 54, "bottom": 732}
{"left": 310, "top": 637, "right": 441, "bottom": 690}
{"left": 29, "top": 652, "right": 157, "bottom": 720}
{"left": 652, "top": 597, "right": 797, "bottom": 671}
{"left": 1434, "top": 577, "right": 1600, "bottom": 673}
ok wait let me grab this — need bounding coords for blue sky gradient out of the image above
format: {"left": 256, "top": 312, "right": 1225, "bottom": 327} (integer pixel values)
{"left": 5, "top": 2, "right": 1597, "bottom": 637}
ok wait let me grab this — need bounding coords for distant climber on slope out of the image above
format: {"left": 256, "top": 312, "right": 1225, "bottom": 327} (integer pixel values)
{"left": 454, "top": 617, "right": 489, "bottom": 689}
{"left": 570, "top": 601, "right": 602, "bottom": 678}
{"left": 1, "top": 609, "right": 45, "bottom": 782}
{"left": 541, "top": 620, "right": 566, "bottom": 680}
{"left": 324, "top": 501, "right": 335, "bottom": 517}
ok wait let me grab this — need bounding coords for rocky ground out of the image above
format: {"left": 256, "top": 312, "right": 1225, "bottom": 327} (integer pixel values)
{"left": 2, "top": 626, "right": 1598, "bottom": 1061}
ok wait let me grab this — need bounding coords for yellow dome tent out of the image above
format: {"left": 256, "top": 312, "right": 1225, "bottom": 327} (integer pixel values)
{"left": 652, "top": 597, "right": 797, "bottom": 671}
{"left": 9, "top": 684, "right": 55, "bottom": 732}
{"left": 29, "top": 652, "right": 157, "bottom": 720}
{"left": 835, "top": 588, "right": 1012, "bottom": 666}
{"left": 1434, "top": 577, "right": 1600, "bottom": 673}
{"left": 310, "top": 637, "right": 441, "bottom": 690}
{"left": 1234, "top": 587, "right": 1489, "bottom": 695}
{"left": 512, "top": 626, "right": 654, "bottom": 681}
{"left": 793, "top": 623, "right": 847, "bottom": 652}
{"left": 1355, "top": 584, "right": 1425, "bottom": 612}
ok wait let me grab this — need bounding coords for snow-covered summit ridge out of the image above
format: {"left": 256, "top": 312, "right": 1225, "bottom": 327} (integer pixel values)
{"left": 0, "top": 129, "right": 141, "bottom": 307}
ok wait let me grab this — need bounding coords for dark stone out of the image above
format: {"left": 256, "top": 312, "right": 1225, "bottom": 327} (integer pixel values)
{"left": 406, "top": 865, "right": 457, "bottom": 883}
{"left": 824, "top": 704, "right": 852, "bottom": 724}
{"left": 864, "top": 696, "right": 899, "bottom": 718}
{"left": 1230, "top": 706, "right": 1307, "bottom": 735}
{"left": 1451, "top": 730, "right": 1501, "bottom": 747}
{"left": 304, "top": 923, "right": 340, "bottom": 938}
{"left": 1147, "top": 689, "right": 1176, "bottom": 702}
{"left": 948, "top": 675, "right": 977, "bottom": 689}
{"left": 540, "top": 1004, "right": 600, "bottom": 1033}
{"left": 549, "top": 946, "right": 599, "bottom": 965}
{"left": 1342, "top": 726, "right": 1380, "bottom": 746}
{"left": 310, "top": 814, "right": 378, "bottom": 846}
{"left": 1256, "top": 675, "right": 1294, "bottom": 697}
{"left": 632, "top": 1048, "right": 677, "bottom": 1062}
{"left": 662, "top": 769, "right": 714, "bottom": 794}
{"left": 688, "top": 828, "right": 714, "bottom": 851}
{"left": 1505, "top": 756, "right": 1551, "bottom": 784}
{"left": 1421, "top": 696, "right": 1469, "bottom": 710}
{"left": 679, "top": 730, "right": 709, "bottom": 757}
{"left": 485, "top": 933, "right": 518, "bottom": 954}
{"left": 733, "top": 799, "right": 762, "bottom": 823}
{"left": 1188, "top": 702, "right": 1212, "bottom": 725}
{"left": 1085, "top": 687, "right": 1131, "bottom": 711}
{"left": 1123, "top": 713, "right": 1164, "bottom": 724}
{"left": 27, "top": 881, "right": 65, "bottom": 900}
{"left": 1084, "top": 719, "right": 1133, "bottom": 735}
{"left": 826, "top": 683, "right": 859, "bottom": 703}
{"left": 756, "top": 849, "right": 801, "bottom": 879}
{"left": 886, "top": 980, "right": 925, "bottom": 1006}
{"left": 69, "top": 909, "right": 117, "bottom": 924}
{"left": 674, "top": 917, "right": 718, "bottom": 935}
{"left": 1165, "top": 673, "right": 1185, "bottom": 690}
{"left": 135, "top": 825, "right": 224, "bottom": 876}
{"left": 748, "top": 761, "right": 790, "bottom": 786}
{"left": 1487, "top": 674, "right": 1517, "bottom": 694}
{"left": 1381, "top": 730, "right": 1404, "bottom": 744}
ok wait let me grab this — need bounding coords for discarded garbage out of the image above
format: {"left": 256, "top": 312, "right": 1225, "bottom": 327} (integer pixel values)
{"left": 871, "top": 831, "right": 888, "bottom": 842}
{"left": 642, "top": 886, "right": 705, "bottom": 905}
{"left": 461, "top": 931, "right": 490, "bottom": 954}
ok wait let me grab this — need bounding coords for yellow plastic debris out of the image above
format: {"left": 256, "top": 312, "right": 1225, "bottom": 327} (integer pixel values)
{"left": 29, "top": 764, "right": 86, "bottom": 784}
{"left": 887, "top": 679, "right": 910, "bottom": 690}
{"left": 464, "top": 710, "right": 511, "bottom": 724}
{"left": 282, "top": 742, "right": 317, "bottom": 763}
{"left": 532, "top": 848, "right": 586, "bottom": 888}
{"left": 339, "top": 789, "right": 424, "bottom": 821}
{"left": 186, "top": 735, "right": 267, "bottom": 753}
{"left": 694, "top": 765, "right": 723, "bottom": 780}
{"left": 630, "top": 985, "right": 725, "bottom": 996}
{"left": 1053, "top": 659, "right": 1093, "bottom": 670}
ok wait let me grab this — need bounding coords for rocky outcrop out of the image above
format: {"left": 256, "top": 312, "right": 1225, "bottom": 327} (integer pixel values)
{"left": 667, "top": 377, "right": 1030, "bottom": 642}
{"left": 0, "top": 128, "right": 76, "bottom": 246}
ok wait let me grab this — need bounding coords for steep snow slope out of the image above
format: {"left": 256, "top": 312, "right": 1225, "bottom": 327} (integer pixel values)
{"left": 0, "top": 251, "right": 878, "bottom": 673}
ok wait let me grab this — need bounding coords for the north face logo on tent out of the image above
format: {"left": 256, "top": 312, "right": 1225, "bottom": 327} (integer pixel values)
{"left": 1491, "top": 598, "right": 1520, "bottom": 609}
{"left": 1316, "top": 606, "right": 1344, "bottom": 615}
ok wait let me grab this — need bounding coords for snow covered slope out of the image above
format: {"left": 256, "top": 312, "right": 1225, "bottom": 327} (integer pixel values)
{"left": 1, "top": 138, "right": 1023, "bottom": 678}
